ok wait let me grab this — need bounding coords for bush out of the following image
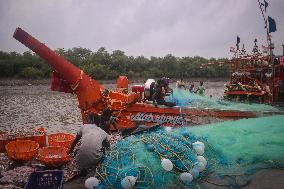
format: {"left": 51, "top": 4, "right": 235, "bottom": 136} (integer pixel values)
{"left": 0, "top": 49, "right": 229, "bottom": 80}
{"left": 0, "top": 60, "right": 15, "bottom": 77}
{"left": 19, "top": 67, "right": 44, "bottom": 79}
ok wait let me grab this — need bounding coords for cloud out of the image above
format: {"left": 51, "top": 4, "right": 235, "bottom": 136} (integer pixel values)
{"left": 0, "top": 0, "right": 283, "bottom": 58}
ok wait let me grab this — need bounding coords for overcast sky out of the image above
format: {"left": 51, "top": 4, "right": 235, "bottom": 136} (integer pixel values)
{"left": 0, "top": 0, "right": 283, "bottom": 58}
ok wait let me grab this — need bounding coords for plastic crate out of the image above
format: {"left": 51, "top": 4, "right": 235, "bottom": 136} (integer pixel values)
{"left": 48, "top": 133, "right": 75, "bottom": 149}
{"left": 25, "top": 170, "right": 64, "bottom": 189}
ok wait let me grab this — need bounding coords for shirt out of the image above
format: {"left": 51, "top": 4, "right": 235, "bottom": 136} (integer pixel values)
{"left": 153, "top": 84, "right": 166, "bottom": 100}
{"left": 75, "top": 124, "right": 110, "bottom": 168}
{"left": 197, "top": 86, "right": 205, "bottom": 96}
{"left": 176, "top": 80, "right": 185, "bottom": 88}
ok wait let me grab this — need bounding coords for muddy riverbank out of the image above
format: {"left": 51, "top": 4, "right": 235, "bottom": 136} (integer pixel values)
{"left": 1, "top": 79, "right": 284, "bottom": 189}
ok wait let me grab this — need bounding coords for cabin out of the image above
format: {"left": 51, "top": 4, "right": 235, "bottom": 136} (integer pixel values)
{"left": 224, "top": 45, "right": 284, "bottom": 104}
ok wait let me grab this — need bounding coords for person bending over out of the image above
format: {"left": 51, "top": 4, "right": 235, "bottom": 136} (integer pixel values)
{"left": 152, "top": 78, "right": 176, "bottom": 107}
{"left": 69, "top": 115, "right": 110, "bottom": 172}
{"left": 92, "top": 108, "right": 115, "bottom": 134}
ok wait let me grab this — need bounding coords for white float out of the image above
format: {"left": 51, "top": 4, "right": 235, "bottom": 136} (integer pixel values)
{"left": 161, "top": 158, "right": 173, "bottom": 171}
{"left": 85, "top": 177, "right": 100, "bottom": 189}
{"left": 197, "top": 156, "right": 207, "bottom": 167}
{"left": 180, "top": 172, "right": 193, "bottom": 184}
{"left": 121, "top": 176, "right": 137, "bottom": 189}
{"left": 194, "top": 162, "right": 206, "bottom": 172}
{"left": 192, "top": 141, "right": 205, "bottom": 155}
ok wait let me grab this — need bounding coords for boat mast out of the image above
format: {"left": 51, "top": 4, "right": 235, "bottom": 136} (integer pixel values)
{"left": 257, "top": 0, "right": 274, "bottom": 103}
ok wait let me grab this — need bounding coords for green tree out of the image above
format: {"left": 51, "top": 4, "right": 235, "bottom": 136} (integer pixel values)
{"left": 0, "top": 48, "right": 229, "bottom": 80}
{"left": 20, "top": 67, "right": 44, "bottom": 79}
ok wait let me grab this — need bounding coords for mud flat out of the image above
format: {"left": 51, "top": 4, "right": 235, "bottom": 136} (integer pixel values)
{"left": 0, "top": 83, "right": 82, "bottom": 134}
{"left": 1, "top": 79, "right": 284, "bottom": 189}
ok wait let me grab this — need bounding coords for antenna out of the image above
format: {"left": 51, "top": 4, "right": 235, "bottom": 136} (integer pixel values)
{"left": 257, "top": 0, "right": 271, "bottom": 57}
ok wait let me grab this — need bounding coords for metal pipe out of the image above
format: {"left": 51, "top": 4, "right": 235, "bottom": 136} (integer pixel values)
{"left": 13, "top": 27, "right": 103, "bottom": 110}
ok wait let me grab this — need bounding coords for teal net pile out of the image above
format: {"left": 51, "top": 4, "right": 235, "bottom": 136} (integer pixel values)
{"left": 186, "top": 115, "right": 284, "bottom": 176}
{"left": 166, "top": 88, "right": 279, "bottom": 112}
{"left": 95, "top": 115, "right": 284, "bottom": 188}
{"left": 96, "top": 129, "right": 208, "bottom": 189}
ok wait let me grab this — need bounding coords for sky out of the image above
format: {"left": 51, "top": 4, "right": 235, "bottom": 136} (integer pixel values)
{"left": 0, "top": 0, "right": 283, "bottom": 58}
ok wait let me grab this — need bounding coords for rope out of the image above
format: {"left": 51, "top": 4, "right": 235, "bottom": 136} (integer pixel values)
{"left": 70, "top": 70, "right": 83, "bottom": 91}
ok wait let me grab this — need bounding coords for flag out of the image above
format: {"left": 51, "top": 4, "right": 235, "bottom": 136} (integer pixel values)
{"left": 268, "top": 16, "right": 277, "bottom": 33}
{"left": 236, "top": 36, "right": 240, "bottom": 50}
{"left": 264, "top": 0, "right": 268, "bottom": 12}
{"left": 230, "top": 47, "right": 235, "bottom": 52}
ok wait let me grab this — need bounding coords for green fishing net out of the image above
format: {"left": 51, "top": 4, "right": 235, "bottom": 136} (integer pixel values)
{"left": 95, "top": 115, "right": 284, "bottom": 188}
{"left": 166, "top": 88, "right": 279, "bottom": 112}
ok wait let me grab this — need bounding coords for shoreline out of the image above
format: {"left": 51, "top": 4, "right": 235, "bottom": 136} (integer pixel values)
{"left": 0, "top": 78, "right": 229, "bottom": 86}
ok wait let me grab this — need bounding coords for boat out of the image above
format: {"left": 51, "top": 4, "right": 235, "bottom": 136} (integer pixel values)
{"left": 13, "top": 28, "right": 276, "bottom": 131}
{"left": 224, "top": 40, "right": 284, "bottom": 104}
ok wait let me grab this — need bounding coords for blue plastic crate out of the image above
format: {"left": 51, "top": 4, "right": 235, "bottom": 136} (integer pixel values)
{"left": 25, "top": 170, "right": 64, "bottom": 189}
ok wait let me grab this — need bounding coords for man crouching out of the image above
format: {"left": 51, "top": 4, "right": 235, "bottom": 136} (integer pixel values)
{"left": 68, "top": 111, "right": 110, "bottom": 173}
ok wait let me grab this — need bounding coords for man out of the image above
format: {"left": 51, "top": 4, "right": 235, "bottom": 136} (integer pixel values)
{"left": 152, "top": 78, "right": 176, "bottom": 107}
{"left": 195, "top": 81, "right": 206, "bottom": 96}
{"left": 93, "top": 108, "right": 115, "bottom": 134}
{"left": 176, "top": 78, "right": 186, "bottom": 89}
{"left": 189, "top": 84, "right": 195, "bottom": 93}
{"left": 69, "top": 113, "right": 110, "bottom": 171}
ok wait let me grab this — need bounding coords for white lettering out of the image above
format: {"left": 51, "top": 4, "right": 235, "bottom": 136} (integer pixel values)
{"left": 131, "top": 112, "right": 184, "bottom": 126}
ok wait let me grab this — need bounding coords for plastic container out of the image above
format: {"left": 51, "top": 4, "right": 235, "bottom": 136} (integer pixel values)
{"left": 38, "top": 146, "right": 70, "bottom": 167}
{"left": 0, "top": 131, "right": 9, "bottom": 153}
{"left": 48, "top": 133, "right": 75, "bottom": 149}
{"left": 33, "top": 127, "right": 46, "bottom": 147}
{"left": 117, "top": 76, "right": 128, "bottom": 89}
{"left": 0, "top": 128, "right": 46, "bottom": 152}
{"left": 24, "top": 170, "right": 64, "bottom": 189}
{"left": 131, "top": 85, "right": 145, "bottom": 93}
{"left": 5, "top": 140, "right": 39, "bottom": 161}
